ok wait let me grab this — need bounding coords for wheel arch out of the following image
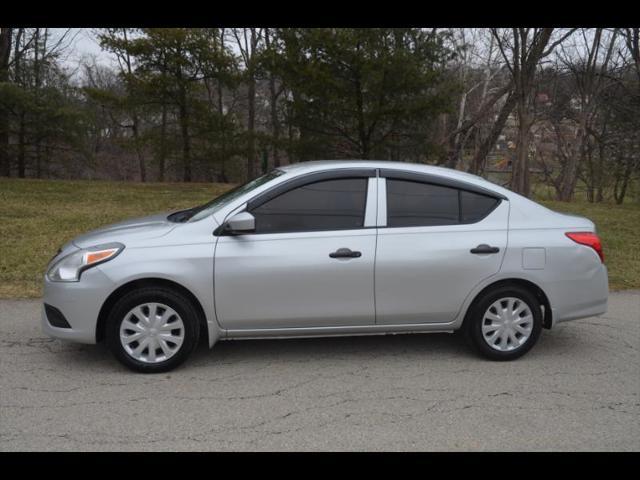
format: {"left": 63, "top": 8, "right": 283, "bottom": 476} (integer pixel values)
{"left": 462, "top": 278, "right": 553, "bottom": 329}
{"left": 96, "top": 278, "right": 209, "bottom": 343}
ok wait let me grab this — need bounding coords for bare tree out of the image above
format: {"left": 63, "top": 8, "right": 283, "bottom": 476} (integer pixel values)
{"left": 100, "top": 28, "right": 147, "bottom": 182}
{"left": 553, "top": 29, "right": 620, "bottom": 200}
{"left": 233, "top": 28, "right": 263, "bottom": 180}
{"left": 264, "top": 28, "right": 284, "bottom": 169}
{"left": 14, "top": 28, "right": 26, "bottom": 178}
{"left": 623, "top": 28, "right": 639, "bottom": 83}
{"left": 440, "top": 29, "right": 518, "bottom": 175}
{"left": 492, "top": 28, "right": 576, "bottom": 196}
{"left": 0, "top": 27, "right": 12, "bottom": 176}
{"left": 468, "top": 88, "right": 517, "bottom": 175}
{"left": 446, "top": 29, "right": 505, "bottom": 170}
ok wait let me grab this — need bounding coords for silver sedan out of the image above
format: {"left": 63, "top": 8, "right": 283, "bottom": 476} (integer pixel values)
{"left": 42, "top": 161, "right": 609, "bottom": 372}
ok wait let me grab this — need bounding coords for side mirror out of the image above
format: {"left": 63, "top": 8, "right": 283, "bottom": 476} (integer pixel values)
{"left": 224, "top": 211, "right": 255, "bottom": 234}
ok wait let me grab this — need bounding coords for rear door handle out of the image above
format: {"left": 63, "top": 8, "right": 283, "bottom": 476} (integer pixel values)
{"left": 470, "top": 244, "right": 500, "bottom": 254}
{"left": 329, "top": 248, "right": 362, "bottom": 259}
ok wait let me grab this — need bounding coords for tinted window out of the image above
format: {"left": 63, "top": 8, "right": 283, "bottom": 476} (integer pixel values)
{"left": 386, "top": 180, "right": 459, "bottom": 227}
{"left": 252, "top": 178, "right": 367, "bottom": 233}
{"left": 460, "top": 190, "right": 499, "bottom": 223}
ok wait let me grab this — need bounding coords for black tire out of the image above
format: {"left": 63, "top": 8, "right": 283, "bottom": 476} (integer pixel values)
{"left": 463, "top": 284, "right": 542, "bottom": 361}
{"left": 105, "top": 287, "right": 200, "bottom": 373}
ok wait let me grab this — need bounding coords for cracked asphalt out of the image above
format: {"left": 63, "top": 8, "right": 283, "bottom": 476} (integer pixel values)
{"left": 1, "top": 291, "right": 638, "bottom": 451}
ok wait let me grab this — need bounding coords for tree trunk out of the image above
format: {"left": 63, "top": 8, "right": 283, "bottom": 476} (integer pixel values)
{"left": 121, "top": 29, "right": 146, "bottom": 182}
{"left": 247, "top": 72, "right": 256, "bottom": 180}
{"left": 354, "top": 72, "right": 370, "bottom": 160}
{"left": 34, "top": 28, "right": 42, "bottom": 178}
{"left": 287, "top": 101, "right": 295, "bottom": 164}
{"left": 585, "top": 146, "right": 594, "bottom": 203}
{"left": 490, "top": 28, "right": 559, "bottom": 195}
{"left": 158, "top": 104, "right": 167, "bottom": 182}
{"left": 265, "top": 28, "right": 281, "bottom": 170}
{"left": 132, "top": 116, "right": 146, "bottom": 182}
{"left": 614, "top": 157, "right": 633, "bottom": 205}
{"left": 14, "top": 29, "right": 25, "bottom": 178}
{"left": 0, "top": 28, "right": 12, "bottom": 177}
{"left": 510, "top": 98, "right": 533, "bottom": 197}
{"left": 268, "top": 74, "right": 280, "bottom": 169}
{"left": 469, "top": 92, "right": 517, "bottom": 175}
{"left": 243, "top": 29, "right": 260, "bottom": 179}
{"left": 44, "top": 144, "right": 51, "bottom": 179}
{"left": 17, "top": 113, "right": 25, "bottom": 178}
{"left": 595, "top": 142, "right": 605, "bottom": 202}
{"left": 448, "top": 91, "right": 468, "bottom": 169}
{"left": 178, "top": 93, "right": 191, "bottom": 182}
{"left": 216, "top": 77, "right": 228, "bottom": 183}
{"left": 557, "top": 107, "right": 592, "bottom": 201}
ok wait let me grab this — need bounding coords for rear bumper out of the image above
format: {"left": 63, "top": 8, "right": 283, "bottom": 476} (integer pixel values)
{"left": 41, "top": 267, "right": 115, "bottom": 344}
{"left": 550, "top": 264, "right": 609, "bottom": 326}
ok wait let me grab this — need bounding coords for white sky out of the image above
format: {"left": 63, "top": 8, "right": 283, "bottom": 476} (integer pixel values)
{"left": 48, "top": 27, "right": 600, "bottom": 81}
{"left": 49, "top": 28, "right": 116, "bottom": 75}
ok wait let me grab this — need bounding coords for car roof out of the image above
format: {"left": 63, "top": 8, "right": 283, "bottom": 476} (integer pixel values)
{"left": 277, "top": 160, "right": 505, "bottom": 194}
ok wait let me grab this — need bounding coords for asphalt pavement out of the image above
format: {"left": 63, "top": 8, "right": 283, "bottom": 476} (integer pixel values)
{"left": 1, "top": 291, "right": 638, "bottom": 451}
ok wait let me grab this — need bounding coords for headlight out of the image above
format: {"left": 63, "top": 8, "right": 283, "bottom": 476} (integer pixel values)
{"left": 47, "top": 243, "right": 125, "bottom": 282}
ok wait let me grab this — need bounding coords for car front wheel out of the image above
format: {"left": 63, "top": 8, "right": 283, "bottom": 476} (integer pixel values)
{"left": 106, "top": 287, "right": 200, "bottom": 373}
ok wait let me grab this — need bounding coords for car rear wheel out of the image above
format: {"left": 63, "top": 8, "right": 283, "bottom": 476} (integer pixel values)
{"left": 464, "top": 285, "right": 542, "bottom": 361}
{"left": 106, "top": 287, "right": 200, "bottom": 373}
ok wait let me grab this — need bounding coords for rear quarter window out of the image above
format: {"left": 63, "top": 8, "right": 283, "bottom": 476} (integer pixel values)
{"left": 460, "top": 190, "right": 500, "bottom": 223}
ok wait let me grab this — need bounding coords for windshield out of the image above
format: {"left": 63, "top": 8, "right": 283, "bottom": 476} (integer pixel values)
{"left": 168, "top": 169, "right": 285, "bottom": 223}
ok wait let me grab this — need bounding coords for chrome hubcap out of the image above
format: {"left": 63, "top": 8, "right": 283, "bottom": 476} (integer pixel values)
{"left": 481, "top": 297, "right": 533, "bottom": 352}
{"left": 120, "top": 303, "right": 185, "bottom": 363}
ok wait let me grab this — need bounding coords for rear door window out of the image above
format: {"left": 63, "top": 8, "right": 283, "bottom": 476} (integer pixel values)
{"left": 385, "top": 179, "right": 500, "bottom": 227}
{"left": 386, "top": 179, "right": 459, "bottom": 227}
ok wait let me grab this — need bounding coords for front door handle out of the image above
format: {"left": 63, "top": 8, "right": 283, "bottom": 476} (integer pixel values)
{"left": 470, "top": 244, "right": 500, "bottom": 254}
{"left": 329, "top": 248, "right": 362, "bottom": 259}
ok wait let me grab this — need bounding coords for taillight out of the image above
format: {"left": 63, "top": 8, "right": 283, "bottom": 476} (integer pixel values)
{"left": 565, "top": 232, "right": 604, "bottom": 263}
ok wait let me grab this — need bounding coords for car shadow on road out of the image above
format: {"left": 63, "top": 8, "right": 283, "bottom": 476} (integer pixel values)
{"left": 188, "top": 326, "right": 596, "bottom": 365}
{"left": 36, "top": 322, "right": 603, "bottom": 374}
{"left": 38, "top": 331, "right": 473, "bottom": 373}
{"left": 190, "top": 331, "right": 478, "bottom": 366}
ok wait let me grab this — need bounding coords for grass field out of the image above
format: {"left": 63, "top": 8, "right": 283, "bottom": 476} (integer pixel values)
{"left": 1, "top": 177, "right": 638, "bottom": 298}
{"left": 0, "top": 178, "right": 229, "bottom": 298}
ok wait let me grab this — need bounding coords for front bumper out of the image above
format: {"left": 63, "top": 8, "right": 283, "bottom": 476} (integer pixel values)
{"left": 41, "top": 266, "right": 116, "bottom": 344}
